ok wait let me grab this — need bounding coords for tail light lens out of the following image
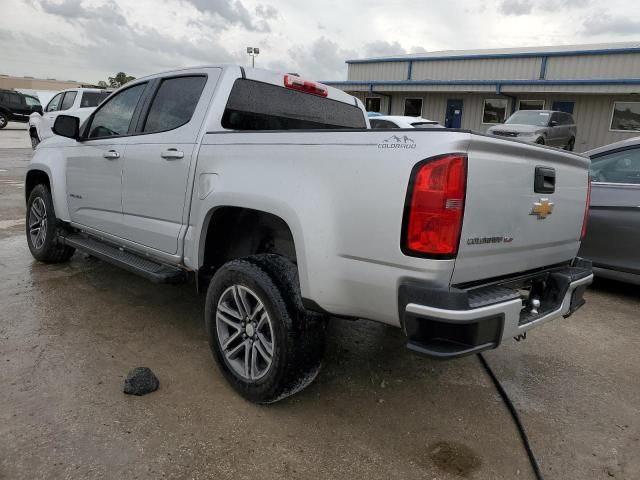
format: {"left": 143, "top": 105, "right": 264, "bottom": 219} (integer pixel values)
{"left": 581, "top": 176, "right": 592, "bottom": 240}
{"left": 403, "top": 154, "right": 467, "bottom": 257}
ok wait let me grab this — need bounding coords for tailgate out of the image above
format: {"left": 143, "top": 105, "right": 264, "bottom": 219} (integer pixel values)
{"left": 451, "top": 136, "right": 590, "bottom": 285}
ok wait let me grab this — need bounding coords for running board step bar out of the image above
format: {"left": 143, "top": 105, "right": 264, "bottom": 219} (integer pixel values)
{"left": 62, "top": 234, "right": 187, "bottom": 284}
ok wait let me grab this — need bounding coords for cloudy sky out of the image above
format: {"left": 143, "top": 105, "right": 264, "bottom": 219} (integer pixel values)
{"left": 0, "top": 0, "right": 639, "bottom": 84}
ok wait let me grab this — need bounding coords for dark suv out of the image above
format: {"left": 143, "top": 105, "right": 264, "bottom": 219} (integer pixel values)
{"left": 0, "top": 89, "right": 43, "bottom": 129}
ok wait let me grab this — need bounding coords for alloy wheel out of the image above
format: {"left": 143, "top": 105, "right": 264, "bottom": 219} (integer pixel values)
{"left": 28, "top": 197, "right": 47, "bottom": 249}
{"left": 216, "top": 285, "right": 275, "bottom": 381}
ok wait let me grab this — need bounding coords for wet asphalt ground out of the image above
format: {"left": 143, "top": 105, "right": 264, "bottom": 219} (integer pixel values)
{"left": 0, "top": 123, "right": 638, "bottom": 479}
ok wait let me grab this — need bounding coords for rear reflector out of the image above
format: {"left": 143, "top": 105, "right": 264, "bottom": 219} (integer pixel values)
{"left": 403, "top": 154, "right": 467, "bottom": 258}
{"left": 581, "top": 176, "right": 592, "bottom": 240}
{"left": 284, "top": 74, "right": 328, "bottom": 97}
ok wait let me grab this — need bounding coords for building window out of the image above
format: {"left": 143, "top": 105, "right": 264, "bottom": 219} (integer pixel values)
{"left": 518, "top": 99, "right": 544, "bottom": 111}
{"left": 482, "top": 98, "right": 508, "bottom": 124}
{"left": 404, "top": 98, "right": 422, "bottom": 117}
{"left": 365, "top": 97, "right": 381, "bottom": 113}
{"left": 610, "top": 102, "right": 640, "bottom": 132}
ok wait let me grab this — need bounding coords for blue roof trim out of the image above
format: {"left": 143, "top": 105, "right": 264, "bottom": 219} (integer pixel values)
{"left": 345, "top": 47, "right": 640, "bottom": 64}
{"left": 323, "top": 78, "right": 640, "bottom": 87}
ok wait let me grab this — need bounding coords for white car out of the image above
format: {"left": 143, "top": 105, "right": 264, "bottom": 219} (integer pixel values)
{"left": 29, "top": 88, "right": 111, "bottom": 148}
{"left": 369, "top": 115, "right": 443, "bottom": 129}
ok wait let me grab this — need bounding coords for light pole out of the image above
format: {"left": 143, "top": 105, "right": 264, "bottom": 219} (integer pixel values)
{"left": 247, "top": 47, "right": 260, "bottom": 68}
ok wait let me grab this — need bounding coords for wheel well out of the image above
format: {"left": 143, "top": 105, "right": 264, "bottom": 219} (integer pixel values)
{"left": 25, "top": 170, "right": 50, "bottom": 204}
{"left": 200, "top": 207, "right": 297, "bottom": 285}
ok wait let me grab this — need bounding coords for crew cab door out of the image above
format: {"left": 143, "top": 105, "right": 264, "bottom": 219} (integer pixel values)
{"left": 121, "top": 70, "right": 219, "bottom": 255}
{"left": 66, "top": 82, "right": 148, "bottom": 236}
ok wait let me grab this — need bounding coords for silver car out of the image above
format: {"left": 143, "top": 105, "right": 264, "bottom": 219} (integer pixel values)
{"left": 487, "top": 110, "right": 577, "bottom": 151}
{"left": 579, "top": 136, "right": 640, "bottom": 284}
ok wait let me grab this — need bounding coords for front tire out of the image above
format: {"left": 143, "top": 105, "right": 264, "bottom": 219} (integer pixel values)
{"left": 26, "top": 184, "right": 75, "bottom": 263}
{"left": 205, "top": 254, "right": 327, "bottom": 404}
{"left": 535, "top": 137, "right": 545, "bottom": 145}
{"left": 0, "top": 112, "right": 8, "bottom": 129}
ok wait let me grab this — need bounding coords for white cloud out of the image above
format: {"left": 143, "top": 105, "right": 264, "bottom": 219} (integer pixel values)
{"left": 0, "top": 0, "right": 638, "bottom": 84}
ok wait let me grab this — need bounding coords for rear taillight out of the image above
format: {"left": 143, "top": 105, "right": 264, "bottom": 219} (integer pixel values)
{"left": 581, "top": 176, "right": 592, "bottom": 240}
{"left": 402, "top": 154, "right": 467, "bottom": 257}
{"left": 284, "top": 74, "right": 328, "bottom": 97}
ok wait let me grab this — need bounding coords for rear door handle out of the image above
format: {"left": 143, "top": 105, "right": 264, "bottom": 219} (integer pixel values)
{"left": 161, "top": 148, "right": 184, "bottom": 160}
{"left": 103, "top": 150, "right": 120, "bottom": 160}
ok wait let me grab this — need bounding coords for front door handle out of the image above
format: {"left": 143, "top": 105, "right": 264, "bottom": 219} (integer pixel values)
{"left": 161, "top": 148, "right": 184, "bottom": 160}
{"left": 103, "top": 150, "right": 120, "bottom": 160}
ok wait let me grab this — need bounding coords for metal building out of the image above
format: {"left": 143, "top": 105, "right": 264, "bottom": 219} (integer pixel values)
{"left": 325, "top": 42, "right": 640, "bottom": 152}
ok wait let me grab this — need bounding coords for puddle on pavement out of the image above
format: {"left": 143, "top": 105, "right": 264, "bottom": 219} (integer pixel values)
{"left": 427, "top": 441, "right": 482, "bottom": 477}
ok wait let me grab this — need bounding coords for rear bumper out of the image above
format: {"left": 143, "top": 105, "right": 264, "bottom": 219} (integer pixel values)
{"left": 400, "top": 258, "right": 593, "bottom": 359}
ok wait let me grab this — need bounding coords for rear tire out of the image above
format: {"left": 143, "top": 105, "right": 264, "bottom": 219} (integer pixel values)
{"left": 26, "top": 184, "right": 75, "bottom": 263}
{"left": 535, "top": 137, "right": 545, "bottom": 145}
{"left": 0, "top": 112, "right": 8, "bottom": 129}
{"left": 205, "top": 254, "right": 327, "bottom": 404}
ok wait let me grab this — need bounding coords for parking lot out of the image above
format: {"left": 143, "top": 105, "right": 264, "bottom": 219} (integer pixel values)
{"left": 0, "top": 124, "right": 639, "bottom": 479}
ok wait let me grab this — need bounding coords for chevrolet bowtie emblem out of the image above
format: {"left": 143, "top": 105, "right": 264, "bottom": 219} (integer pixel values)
{"left": 530, "top": 198, "right": 554, "bottom": 219}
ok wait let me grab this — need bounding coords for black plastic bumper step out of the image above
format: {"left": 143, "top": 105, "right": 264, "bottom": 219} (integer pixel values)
{"left": 62, "top": 234, "right": 186, "bottom": 284}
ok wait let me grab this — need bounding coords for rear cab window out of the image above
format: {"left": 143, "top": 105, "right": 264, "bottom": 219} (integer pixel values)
{"left": 221, "top": 79, "right": 366, "bottom": 130}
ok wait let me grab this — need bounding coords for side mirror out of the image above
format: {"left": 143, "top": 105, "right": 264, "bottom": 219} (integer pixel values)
{"left": 34, "top": 106, "right": 43, "bottom": 115}
{"left": 52, "top": 115, "right": 80, "bottom": 140}
{"left": 549, "top": 120, "right": 558, "bottom": 127}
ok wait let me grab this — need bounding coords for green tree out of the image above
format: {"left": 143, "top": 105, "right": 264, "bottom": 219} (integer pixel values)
{"left": 107, "top": 72, "right": 136, "bottom": 88}
{"left": 97, "top": 80, "right": 108, "bottom": 88}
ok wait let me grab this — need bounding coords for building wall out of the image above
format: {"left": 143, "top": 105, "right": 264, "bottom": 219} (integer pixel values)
{"left": 355, "top": 91, "right": 640, "bottom": 152}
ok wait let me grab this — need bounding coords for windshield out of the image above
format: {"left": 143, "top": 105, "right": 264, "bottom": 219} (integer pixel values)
{"left": 505, "top": 111, "right": 550, "bottom": 127}
{"left": 81, "top": 91, "right": 111, "bottom": 108}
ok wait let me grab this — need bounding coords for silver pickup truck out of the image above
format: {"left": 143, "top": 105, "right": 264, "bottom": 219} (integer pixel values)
{"left": 24, "top": 66, "right": 593, "bottom": 403}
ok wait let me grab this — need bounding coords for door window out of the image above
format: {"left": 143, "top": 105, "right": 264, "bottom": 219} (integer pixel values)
{"left": 60, "top": 91, "right": 77, "bottom": 110}
{"left": 80, "top": 91, "right": 111, "bottom": 108}
{"left": 404, "top": 98, "right": 422, "bottom": 117}
{"left": 143, "top": 76, "right": 206, "bottom": 133}
{"left": 6, "top": 93, "right": 22, "bottom": 106}
{"left": 87, "top": 83, "right": 147, "bottom": 139}
{"left": 25, "top": 96, "right": 41, "bottom": 108}
{"left": 591, "top": 148, "right": 640, "bottom": 184}
{"left": 46, "top": 93, "right": 64, "bottom": 112}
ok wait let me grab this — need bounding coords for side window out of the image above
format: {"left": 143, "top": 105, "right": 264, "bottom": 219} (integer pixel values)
{"left": 25, "top": 96, "right": 40, "bottom": 107}
{"left": 46, "top": 93, "right": 64, "bottom": 112}
{"left": 80, "top": 91, "right": 110, "bottom": 108}
{"left": 143, "top": 76, "right": 206, "bottom": 133}
{"left": 590, "top": 148, "right": 640, "bottom": 184}
{"left": 60, "top": 91, "right": 77, "bottom": 110}
{"left": 7, "top": 93, "right": 22, "bottom": 106}
{"left": 564, "top": 114, "right": 575, "bottom": 125}
{"left": 88, "top": 83, "right": 146, "bottom": 139}
{"left": 550, "top": 113, "right": 561, "bottom": 126}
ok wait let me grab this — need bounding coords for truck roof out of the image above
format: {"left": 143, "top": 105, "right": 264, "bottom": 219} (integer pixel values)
{"left": 132, "top": 65, "right": 360, "bottom": 108}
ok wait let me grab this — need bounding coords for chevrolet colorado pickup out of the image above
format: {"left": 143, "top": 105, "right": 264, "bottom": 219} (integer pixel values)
{"left": 25, "top": 66, "right": 593, "bottom": 403}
